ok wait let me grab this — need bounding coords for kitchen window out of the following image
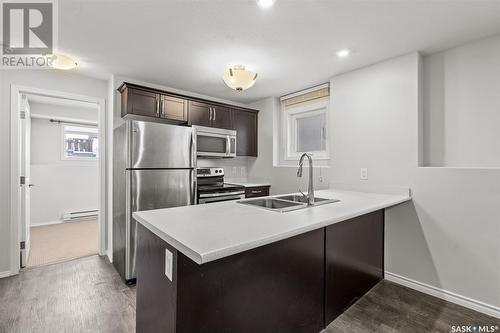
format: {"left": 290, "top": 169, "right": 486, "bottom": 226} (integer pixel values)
{"left": 61, "top": 124, "right": 99, "bottom": 160}
{"left": 280, "top": 84, "right": 330, "bottom": 161}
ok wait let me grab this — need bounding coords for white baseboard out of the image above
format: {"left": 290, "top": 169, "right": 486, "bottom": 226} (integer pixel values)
{"left": 31, "top": 220, "right": 63, "bottom": 227}
{"left": 0, "top": 270, "right": 14, "bottom": 279}
{"left": 385, "top": 271, "right": 500, "bottom": 319}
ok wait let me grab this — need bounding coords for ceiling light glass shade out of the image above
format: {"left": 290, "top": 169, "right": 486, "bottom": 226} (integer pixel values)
{"left": 257, "top": 0, "right": 275, "bottom": 8}
{"left": 336, "top": 49, "right": 351, "bottom": 58}
{"left": 222, "top": 65, "right": 258, "bottom": 91}
{"left": 48, "top": 53, "right": 78, "bottom": 70}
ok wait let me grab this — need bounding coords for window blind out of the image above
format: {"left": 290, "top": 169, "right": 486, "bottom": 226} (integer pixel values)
{"left": 280, "top": 84, "right": 330, "bottom": 108}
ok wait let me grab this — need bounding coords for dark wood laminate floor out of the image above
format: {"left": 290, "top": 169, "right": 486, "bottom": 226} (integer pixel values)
{"left": 0, "top": 255, "right": 135, "bottom": 333}
{"left": 324, "top": 280, "right": 500, "bottom": 333}
{"left": 0, "top": 255, "right": 498, "bottom": 333}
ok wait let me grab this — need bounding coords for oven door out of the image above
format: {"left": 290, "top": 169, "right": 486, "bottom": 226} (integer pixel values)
{"left": 194, "top": 126, "right": 237, "bottom": 158}
{"left": 198, "top": 191, "right": 245, "bottom": 204}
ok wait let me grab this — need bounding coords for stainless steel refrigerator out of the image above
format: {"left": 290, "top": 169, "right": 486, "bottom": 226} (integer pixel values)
{"left": 113, "top": 120, "right": 196, "bottom": 282}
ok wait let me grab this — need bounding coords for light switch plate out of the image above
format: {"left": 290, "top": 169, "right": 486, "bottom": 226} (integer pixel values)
{"left": 165, "top": 248, "right": 173, "bottom": 281}
{"left": 360, "top": 168, "right": 368, "bottom": 180}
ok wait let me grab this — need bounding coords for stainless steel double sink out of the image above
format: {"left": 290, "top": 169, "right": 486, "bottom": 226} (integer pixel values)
{"left": 237, "top": 194, "right": 340, "bottom": 213}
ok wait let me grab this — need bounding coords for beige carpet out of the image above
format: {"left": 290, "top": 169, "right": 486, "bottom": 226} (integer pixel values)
{"left": 27, "top": 220, "right": 98, "bottom": 268}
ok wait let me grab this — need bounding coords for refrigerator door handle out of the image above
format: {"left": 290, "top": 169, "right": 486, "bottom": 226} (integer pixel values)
{"left": 191, "top": 169, "right": 197, "bottom": 205}
{"left": 191, "top": 127, "right": 197, "bottom": 168}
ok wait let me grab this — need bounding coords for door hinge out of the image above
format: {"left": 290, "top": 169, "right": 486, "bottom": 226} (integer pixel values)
{"left": 20, "top": 241, "right": 25, "bottom": 250}
{"left": 20, "top": 176, "right": 26, "bottom": 185}
{"left": 20, "top": 111, "right": 26, "bottom": 119}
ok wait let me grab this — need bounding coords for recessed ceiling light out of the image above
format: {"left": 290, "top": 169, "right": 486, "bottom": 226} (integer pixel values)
{"left": 336, "top": 49, "right": 351, "bottom": 58}
{"left": 256, "top": 0, "right": 275, "bottom": 9}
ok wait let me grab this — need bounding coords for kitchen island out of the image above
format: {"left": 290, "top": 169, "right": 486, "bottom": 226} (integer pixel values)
{"left": 133, "top": 188, "right": 410, "bottom": 333}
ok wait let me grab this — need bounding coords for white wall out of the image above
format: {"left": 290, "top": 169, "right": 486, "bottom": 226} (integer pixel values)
{"left": 328, "top": 52, "right": 500, "bottom": 316}
{"left": 0, "top": 70, "right": 108, "bottom": 275}
{"left": 29, "top": 103, "right": 99, "bottom": 225}
{"left": 246, "top": 97, "right": 330, "bottom": 195}
{"left": 422, "top": 35, "right": 500, "bottom": 167}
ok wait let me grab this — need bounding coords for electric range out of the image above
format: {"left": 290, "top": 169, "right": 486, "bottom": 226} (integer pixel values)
{"left": 197, "top": 167, "right": 245, "bottom": 204}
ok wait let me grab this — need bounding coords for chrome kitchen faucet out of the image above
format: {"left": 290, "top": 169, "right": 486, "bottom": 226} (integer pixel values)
{"left": 297, "top": 153, "right": 315, "bottom": 205}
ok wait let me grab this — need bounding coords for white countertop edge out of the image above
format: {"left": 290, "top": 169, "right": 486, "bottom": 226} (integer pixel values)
{"left": 133, "top": 213, "right": 205, "bottom": 264}
{"left": 134, "top": 194, "right": 410, "bottom": 265}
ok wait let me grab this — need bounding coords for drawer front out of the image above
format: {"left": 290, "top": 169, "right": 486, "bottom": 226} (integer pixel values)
{"left": 245, "top": 186, "right": 270, "bottom": 198}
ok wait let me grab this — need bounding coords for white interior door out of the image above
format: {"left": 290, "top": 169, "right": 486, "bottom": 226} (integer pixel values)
{"left": 20, "top": 94, "right": 32, "bottom": 267}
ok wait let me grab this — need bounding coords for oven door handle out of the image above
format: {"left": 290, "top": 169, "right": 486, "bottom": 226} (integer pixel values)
{"left": 199, "top": 194, "right": 245, "bottom": 204}
{"left": 199, "top": 191, "right": 245, "bottom": 198}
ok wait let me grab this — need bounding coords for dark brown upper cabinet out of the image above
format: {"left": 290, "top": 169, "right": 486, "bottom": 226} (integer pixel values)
{"left": 187, "top": 101, "right": 212, "bottom": 127}
{"left": 232, "top": 109, "right": 258, "bottom": 157}
{"left": 160, "top": 95, "right": 187, "bottom": 122}
{"left": 122, "top": 87, "right": 159, "bottom": 118}
{"left": 118, "top": 82, "right": 259, "bottom": 156}
{"left": 211, "top": 105, "right": 232, "bottom": 130}
{"left": 188, "top": 102, "right": 233, "bottom": 130}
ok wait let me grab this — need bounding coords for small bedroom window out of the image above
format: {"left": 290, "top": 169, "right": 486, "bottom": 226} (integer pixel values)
{"left": 61, "top": 124, "right": 99, "bottom": 160}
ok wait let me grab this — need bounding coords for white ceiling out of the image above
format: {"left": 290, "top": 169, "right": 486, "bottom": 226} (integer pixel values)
{"left": 59, "top": 0, "right": 500, "bottom": 103}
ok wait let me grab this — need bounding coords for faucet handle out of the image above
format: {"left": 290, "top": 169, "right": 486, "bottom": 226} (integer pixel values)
{"left": 299, "top": 189, "right": 308, "bottom": 203}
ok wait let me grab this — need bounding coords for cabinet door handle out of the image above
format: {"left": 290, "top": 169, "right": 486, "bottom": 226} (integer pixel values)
{"left": 251, "top": 190, "right": 262, "bottom": 194}
{"left": 156, "top": 97, "right": 160, "bottom": 117}
{"left": 209, "top": 107, "right": 212, "bottom": 121}
{"left": 161, "top": 98, "right": 165, "bottom": 117}
{"left": 213, "top": 108, "right": 216, "bottom": 121}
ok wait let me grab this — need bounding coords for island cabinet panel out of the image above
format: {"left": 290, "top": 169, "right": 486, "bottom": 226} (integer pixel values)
{"left": 324, "top": 209, "right": 384, "bottom": 324}
{"left": 136, "top": 224, "right": 324, "bottom": 333}
{"left": 136, "top": 224, "right": 178, "bottom": 333}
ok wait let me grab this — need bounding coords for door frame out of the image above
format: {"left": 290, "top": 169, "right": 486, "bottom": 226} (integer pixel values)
{"left": 10, "top": 84, "right": 107, "bottom": 275}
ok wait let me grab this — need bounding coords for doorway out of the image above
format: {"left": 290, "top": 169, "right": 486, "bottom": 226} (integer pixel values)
{"left": 10, "top": 86, "right": 106, "bottom": 273}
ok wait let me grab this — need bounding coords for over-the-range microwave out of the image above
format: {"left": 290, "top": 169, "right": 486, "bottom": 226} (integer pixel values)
{"left": 193, "top": 125, "right": 237, "bottom": 158}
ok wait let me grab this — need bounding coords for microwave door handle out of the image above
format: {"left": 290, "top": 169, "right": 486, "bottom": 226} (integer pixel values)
{"left": 226, "top": 135, "right": 230, "bottom": 155}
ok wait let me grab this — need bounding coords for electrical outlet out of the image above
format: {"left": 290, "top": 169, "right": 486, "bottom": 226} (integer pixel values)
{"left": 165, "top": 249, "right": 173, "bottom": 281}
{"left": 240, "top": 167, "right": 246, "bottom": 177}
{"left": 360, "top": 168, "right": 368, "bottom": 180}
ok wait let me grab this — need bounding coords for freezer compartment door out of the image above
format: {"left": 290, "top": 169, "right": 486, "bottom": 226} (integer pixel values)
{"left": 126, "top": 169, "right": 196, "bottom": 280}
{"left": 129, "top": 120, "right": 195, "bottom": 169}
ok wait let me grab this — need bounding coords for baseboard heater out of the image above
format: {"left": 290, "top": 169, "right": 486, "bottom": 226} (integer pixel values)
{"left": 62, "top": 209, "right": 99, "bottom": 222}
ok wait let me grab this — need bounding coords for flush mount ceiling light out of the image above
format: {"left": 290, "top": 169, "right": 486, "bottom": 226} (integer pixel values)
{"left": 256, "top": 0, "right": 275, "bottom": 9}
{"left": 47, "top": 53, "right": 78, "bottom": 70}
{"left": 336, "top": 49, "right": 351, "bottom": 58}
{"left": 222, "top": 65, "right": 258, "bottom": 92}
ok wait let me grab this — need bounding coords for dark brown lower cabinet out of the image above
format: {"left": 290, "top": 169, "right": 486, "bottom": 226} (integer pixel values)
{"left": 136, "top": 209, "right": 385, "bottom": 333}
{"left": 244, "top": 185, "right": 270, "bottom": 198}
{"left": 136, "top": 224, "right": 324, "bottom": 333}
{"left": 325, "top": 210, "right": 384, "bottom": 323}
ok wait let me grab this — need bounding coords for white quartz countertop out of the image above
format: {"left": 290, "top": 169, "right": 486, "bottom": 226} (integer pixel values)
{"left": 133, "top": 188, "right": 411, "bottom": 265}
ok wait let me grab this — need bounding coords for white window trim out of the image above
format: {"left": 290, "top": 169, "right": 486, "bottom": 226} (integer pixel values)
{"left": 61, "top": 123, "right": 99, "bottom": 161}
{"left": 281, "top": 99, "right": 330, "bottom": 161}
